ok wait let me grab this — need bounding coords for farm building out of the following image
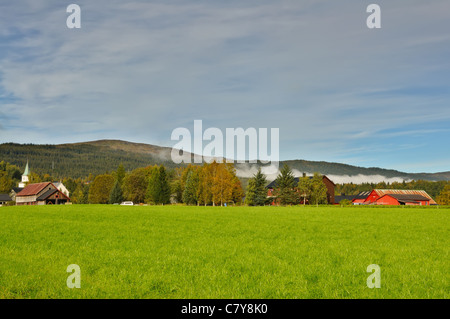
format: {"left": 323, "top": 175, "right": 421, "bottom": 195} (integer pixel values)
{"left": 352, "top": 191, "right": 371, "bottom": 204}
{"left": 9, "top": 187, "right": 24, "bottom": 202}
{"left": 334, "top": 194, "right": 357, "bottom": 204}
{"left": 267, "top": 174, "right": 335, "bottom": 204}
{"left": 376, "top": 194, "right": 432, "bottom": 206}
{"left": 334, "top": 191, "right": 371, "bottom": 205}
{"left": 15, "top": 182, "right": 71, "bottom": 206}
{"left": 363, "top": 189, "right": 436, "bottom": 206}
{"left": 0, "top": 194, "right": 13, "bottom": 206}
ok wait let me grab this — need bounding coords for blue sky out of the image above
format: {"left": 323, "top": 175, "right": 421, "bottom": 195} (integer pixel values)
{"left": 0, "top": 0, "right": 449, "bottom": 173}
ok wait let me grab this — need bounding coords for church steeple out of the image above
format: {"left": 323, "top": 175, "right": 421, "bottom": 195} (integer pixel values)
{"left": 19, "top": 161, "right": 30, "bottom": 188}
{"left": 23, "top": 161, "right": 29, "bottom": 176}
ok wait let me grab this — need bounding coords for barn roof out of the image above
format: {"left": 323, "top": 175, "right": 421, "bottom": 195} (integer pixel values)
{"left": 36, "top": 188, "right": 70, "bottom": 201}
{"left": 335, "top": 195, "right": 356, "bottom": 203}
{"left": 36, "top": 188, "right": 58, "bottom": 201}
{"left": 12, "top": 187, "right": 24, "bottom": 194}
{"left": 0, "top": 194, "right": 12, "bottom": 201}
{"left": 16, "top": 182, "right": 53, "bottom": 196}
{"left": 353, "top": 191, "right": 371, "bottom": 200}
{"left": 385, "top": 194, "right": 430, "bottom": 201}
{"left": 373, "top": 189, "right": 436, "bottom": 204}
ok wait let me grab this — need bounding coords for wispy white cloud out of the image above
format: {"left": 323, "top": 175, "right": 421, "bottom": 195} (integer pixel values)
{"left": 0, "top": 0, "right": 449, "bottom": 172}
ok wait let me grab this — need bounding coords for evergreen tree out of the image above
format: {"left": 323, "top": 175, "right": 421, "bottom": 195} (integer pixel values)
{"left": 245, "top": 168, "right": 267, "bottom": 206}
{"left": 183, "top": 170, "right": 199, "bottom": 205}
{"left": 253, "top": 168, "right": 268, "bottom": 206}
{"left": 274, "top": 164, "right": 299, "bottom": 205}
{"left": 147, "top": 165, "right": 171, "bottom": 205}
{"left": 157, "top": 165, "right": 171, "bottom": 205}
{"left": 81, "top": 184, "right": 90, "bottom": 204}
{"left": 172, "top": 179, "right": 183, "bottom": 204}
{"left": 146, "top": 166, "right": 160, "bottom": 204}
{"left": 109, "top": 180, "right": 123, "bottom": 204}
{"left": 245, "top": 178, "right": 257, "bottom": 206}
{"left": 71, "top": 184, "right": 84, "bottom": 204}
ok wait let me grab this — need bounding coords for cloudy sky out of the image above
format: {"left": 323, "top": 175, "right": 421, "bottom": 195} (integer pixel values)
{"left": 0, "top": 0, "right": 449, "bottom": 173}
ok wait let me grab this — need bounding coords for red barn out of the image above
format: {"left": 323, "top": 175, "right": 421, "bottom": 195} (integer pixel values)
{"left": 376, "top": 194, "right": 431, "bottom": 206}
{"left": 364, "top": 189, "right": 436, "bottom": 205}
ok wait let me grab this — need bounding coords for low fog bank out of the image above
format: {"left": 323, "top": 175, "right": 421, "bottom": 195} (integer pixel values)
{"left": 235, "top": 164, "right": 411, "bottom": 184}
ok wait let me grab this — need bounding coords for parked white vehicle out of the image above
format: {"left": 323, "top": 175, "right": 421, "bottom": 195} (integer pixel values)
{"left": 120, "top": 201, "right": 134, "bottom": 206}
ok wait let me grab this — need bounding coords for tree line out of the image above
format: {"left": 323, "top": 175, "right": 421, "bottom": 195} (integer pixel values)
{"left": 1, "top": 160, "right": 449, "bottom": 205}
{"left": 334, "top": 179, "right": 448, "bottom": 200}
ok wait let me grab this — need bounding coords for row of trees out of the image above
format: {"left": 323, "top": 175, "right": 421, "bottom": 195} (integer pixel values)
{"left": 269, "top": 164, "right": 328, "bottom": 206}
{"left": 84, "top": 164, "right": 172, "bottom": 205}
{"left": 72, "top": 161, "right": 244, "bottom": 206}
{"left": 1, "top": 160, "right": 449, "bottom": 205}
{"left": 174, "top": 162, "right": 244, "bottom": 206}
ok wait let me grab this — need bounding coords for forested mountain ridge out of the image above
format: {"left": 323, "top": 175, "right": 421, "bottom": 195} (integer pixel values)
{"left": 0, "top": 140, "right": 178, "bottom": 178}
{"left": 283, "top": 159, "right": 450, "bottom": 181}
{"left": 0, "top": 139, "right": 448, "bottom": 181}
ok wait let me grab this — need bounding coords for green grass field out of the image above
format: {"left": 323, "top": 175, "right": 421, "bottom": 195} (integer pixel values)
{"left": 0, "top": 205, "right": 448, "bottom": 299}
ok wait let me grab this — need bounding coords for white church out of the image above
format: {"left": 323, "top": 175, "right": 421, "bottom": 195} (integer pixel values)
{"left": 18, "top": 161, "right": 30, "bottom": 188}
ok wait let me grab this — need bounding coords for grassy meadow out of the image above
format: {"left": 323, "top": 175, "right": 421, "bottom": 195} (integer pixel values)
{"left": 0, "top": 205, "right": 448, "bottom": 299}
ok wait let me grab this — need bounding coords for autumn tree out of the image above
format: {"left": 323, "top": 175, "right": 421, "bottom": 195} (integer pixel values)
{"left": 297, "top": 175, "right": 312, "bottom": 205}
{"left": 122, "top": 167, "right": 152, "bottom": 203}
{"left": 436, "top": 183, "right": 450, "bottom": 205}
{"left": 211, "top": 162, "right": 233, "bottom": 206}
{"left": 197, "top": 163, "right": 213, "bottom": 205}
{"left": 310, "top": 173, "right": 328, "bottom": 205}
{"left": 88, "top": 174, "right": 115, "bottom": 204}
{"left": 231, "top": 174, "right": 245, "bottom": 205}
{"left": 191, "top": 161, "right": 243, "bottom": 206}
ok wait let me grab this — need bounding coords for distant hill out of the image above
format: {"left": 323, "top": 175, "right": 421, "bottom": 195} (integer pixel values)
{"left": 0, "top": 140, "right": 178, "bottom": 178}
{"left": 0, "top": 139, "right": 448, "bottom": 181}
